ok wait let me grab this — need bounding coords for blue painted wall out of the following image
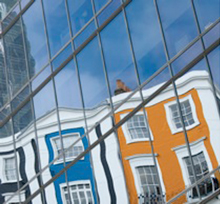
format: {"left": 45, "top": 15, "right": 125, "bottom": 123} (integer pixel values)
{"left": 45, "top": 127, "right": 97, "bottom": 204}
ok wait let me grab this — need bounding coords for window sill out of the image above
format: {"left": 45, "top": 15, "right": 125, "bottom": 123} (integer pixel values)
{"left": 54, "top": 157, "right": 84, "bottom": 165}
{"left": 1, "top": 179, "right": 19, "bottom": 184}
{"left": 126, "top": 138, "right": 151, "bottom": 145}
{"left": 171, "top": 121, "right": 200, "bottom": 135}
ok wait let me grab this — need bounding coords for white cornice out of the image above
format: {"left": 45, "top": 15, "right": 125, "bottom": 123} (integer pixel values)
{"left": 171, "top": 136, "right": 207, "bottom": 151}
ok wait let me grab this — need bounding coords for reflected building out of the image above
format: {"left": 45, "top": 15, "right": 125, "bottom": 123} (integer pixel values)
{"left": 0, "top": 0, "right": 220, "bottom": 204}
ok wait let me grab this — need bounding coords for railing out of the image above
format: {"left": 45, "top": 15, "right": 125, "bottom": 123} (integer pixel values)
{"left": 187, "top": 177, "right": 219, "bottom": 200}
{"left": 138, "top": 193, "right": 165, "bottom": 204}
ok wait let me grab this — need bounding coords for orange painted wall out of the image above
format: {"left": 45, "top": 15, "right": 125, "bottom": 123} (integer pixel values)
{"left": 115, "top": 89, "right": 220, "bottom": 204}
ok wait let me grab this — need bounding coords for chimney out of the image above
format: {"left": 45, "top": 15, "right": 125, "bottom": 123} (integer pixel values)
{"left": 114, "top": 79, "right": 131, "bottom": 95}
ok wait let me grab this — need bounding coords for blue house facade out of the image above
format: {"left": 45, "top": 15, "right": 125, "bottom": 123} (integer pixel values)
{"left": 45, "top": 127, "right": 97, "bottom": 204}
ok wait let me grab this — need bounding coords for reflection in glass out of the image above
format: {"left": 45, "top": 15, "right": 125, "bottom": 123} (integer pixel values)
{"left": 0, "top": 106, "right": 11, "bottom": 138}
{"left": 52, "top": 43, "right": 72, "bottom": 71}
{"left": 143, "top": 67, "right": 170, "bottom": 91}
{"left": 94, "top": 0, "right": 109, "bottom": 13}
{"left": 157, "top": 0, "right": 198, "bottom": 58}
{"left": 174, "top": 58, "right": 220, "bottom": 202}
{"left": 0, "top": 39, "right": 8, "bottom": 108}
{"left": 21, "top": 0, "right": 30, "bottom": 9}
{"left": 208, "top": 46, "right": 220, "bottom": 91}
{"left": 43, "top": 0, "right": 70, "bottom": 57}
{"left": 194, "top": 0, "right": 220, "bottom": 31}
{"left": 97, "top": 0, "right": 121, "bottom": 26}
{"left": 172, "top": 40, "right": 203, "bottom": 75}
{"left": 11, "top": 85, "right": 30, "bottom": 111}
{"left": 22, "top": 0, "right": 48, "bottom": 78}
{"left": 33, "top": 81, "right": 56, "bottom": 119}
{"left": 4, "top": 19, "right": 28, "bottom": 96}
{"left": 67, "top": 0, "right": 93, "bottom": 36}
{"left": 203, "top": 22, "right": 220, "bottom": 48}
{"left": 0, "top": 106, "right": 10, "bottom": 122}
{"left": 0, "top": 119, "right": 12, "bottom": 138}
{"left": 73, "top": 20, "right": 96, "bottom": 49}
{"left": 31, "top": 65, "right": 51, "bottom": 91}
{"left": 100, "top": 13, "right": 137, "bottom": 95}
{"left": 143, "top": 74, "right": 190, "bottom": 202}
{"left": 77, "top": 37, "right": 108, "bottom": 108}
{"left": 126, "top": 0, "right": 166, "bottom": 84}
{"left": 0, "top": 0, "right": 18, "bottom": 20}
{"left": 55, "top": 60, "right": 82, "bottom": 109}
{"left": 2, "top": 3, "right": 20, "bottom": 30}
{"left": 13, "top": 100, "right": 33, "bottom": 134}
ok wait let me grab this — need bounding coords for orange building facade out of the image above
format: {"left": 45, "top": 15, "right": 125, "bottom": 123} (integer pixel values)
{"left": 114, "top": 71, "right": 220, "bottom": 203}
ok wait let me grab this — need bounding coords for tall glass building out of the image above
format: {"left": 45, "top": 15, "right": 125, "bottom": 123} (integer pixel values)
{"left": 0, "top": 0, "right": 219, "bottom": 203}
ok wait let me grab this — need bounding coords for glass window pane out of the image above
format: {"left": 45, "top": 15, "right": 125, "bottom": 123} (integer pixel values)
{"left": 97, "top": 0, "right": 121, "bottom": 26}
{"left": 208, "top": 46, "right": 220, "bottom": 91}
{"left": 13, "top": 101, "right": 33, "bottom": 134}
{"left": 77, "top": 37, "right": 109, "bottom": 108}
{"left": 67, "top": 0, "right": 93, "bottom": 36}
{"left": 52, "top": 43, "right": 72, "bottom": 71}
{"left": 94, "top": 0, "right": 109, "bottom": 13}
{"left": 100, "top": 12, "right": 137, "bottom": 95}
{"left": 126, "top": 0, "right": 166, "bottom": 84}
{"left": 55, "top": 59, "right": 82, "bottom": 109}
{"left": 4, "top": 19, "right": 28, "bottom": 96}
{"left": 43, "top": 0, "right": 70, "bottom": 57}
{"left": 203, "top": 22, "right": 220, "bottom": 48}
{"left": 0, "top": 40, "right": 8, "bottom": 107}
{"left": 73, "top": 20, "right": 96, "bottom": 49}
{"left": 11, "top": 85, "right": 30, "bottom": 111}
{"left": 31, "top": 65, "right": 51, "bottom": 91}
{"left": 22, "top": 0, "right": 48, "bottom": 78}
{"left": 172, "top": 40, "right": 203, "bottom": 75}
{"left": 0, "top": 120, "right": 13, "bottom": 138}
{"left": 157, "top": 0, "right": 198, "bottom": 58}
{"left": 33, "top": 81, "right": 56, "bottom": 119}
{"left": 194, "top": 0, "right": 220, "bottom": 31}
{"left": 2, "top": 4, "right": 20, "bottom": 31}
{"left": 0, "top": 0, "right": 18, "bottom": 20}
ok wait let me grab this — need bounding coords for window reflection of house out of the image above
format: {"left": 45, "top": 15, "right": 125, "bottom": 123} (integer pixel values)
{"left": 127, "top": 115, "right": 150, "bottom": 140}
{"left": 4, "top": 157, "right": 17, "bottom": 181}
{"left": 164, "top": 95, "right": 200, "bottom": 134}
{"left": 136, "top": 165, "right": 161, "bottom": 204}
{"left": 51, "top": 133, "right": 84, "bottom": 163}
{"left": 115, "top": 71, "right": 220, "bottom": 204}
{"left": 1, "top": 70, "right": 220, "bottom": 204}
{"left": 183, "top": 152, "right": 214, "bottom": 198}
{"left": 61, "top": 180, "right": 94, "bottom": 204}
{"left": 0, "top": 147, "right": 32, "bottom": 204}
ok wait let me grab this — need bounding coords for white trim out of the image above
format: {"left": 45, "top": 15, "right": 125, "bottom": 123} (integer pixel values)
{"left": 173, "top": 138, "right": 213, "bottom": 202}
{"left": 128, "top": 154, "right": 165, "bottom": 197}
{"left": 125, "top": 154, "right": 158, "bottom": 160}
{"left": 60, "top": 180, "right": 94, "bottom": 204}
{"left": 120, "top": 111, "right": 153, "bottom": 144}
{"left": 1, "top": 152, "right": 21, "bottom": 183}
{"left": 50, "top": 133, "right": 84, "bottom": 165}
{"left": 172, "top": 136, "right": 206, "bottom": 151}
{"left": 164, "top": 95, "right": 200, "bottom": 134}
{"left": 2, "top": 190, "right": 25, "bottom": 203}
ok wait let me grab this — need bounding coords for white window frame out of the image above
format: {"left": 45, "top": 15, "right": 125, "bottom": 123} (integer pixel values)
{"left": 164, "top": 95, "right": 200, "bottom": 134}
{"left": 121, "top": 112, "right": 153, "bottom": 144}
{"left": 2, "top": 191, "right": 25, "bottom": 203}
{"left": 1, "top": 153, "right": 20, "bottom": 183}
{"left": 60, "top": 180, "right": 94, "bottom": 204}
{"left": 172, "top": 137, "right": 214, "bottom": 203}
{"left": 51, "top": 133, "right": 84, "bottom": 164}
{"left": 127, "top": 154, "right": 165, "bottom": 199}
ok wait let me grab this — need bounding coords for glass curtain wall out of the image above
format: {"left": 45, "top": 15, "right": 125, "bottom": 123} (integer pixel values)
{"left": 0, "top": 0, "right": 219, "bottom": 204}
